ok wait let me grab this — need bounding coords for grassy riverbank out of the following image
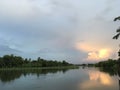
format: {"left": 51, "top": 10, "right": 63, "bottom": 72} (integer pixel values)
{"left": 0, "top": 66, "right": 79, "bottom": 71}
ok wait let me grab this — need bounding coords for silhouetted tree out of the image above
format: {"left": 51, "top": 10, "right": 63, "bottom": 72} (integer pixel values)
{"left": 113, "top": 16, "right": 120, "bottom": 39}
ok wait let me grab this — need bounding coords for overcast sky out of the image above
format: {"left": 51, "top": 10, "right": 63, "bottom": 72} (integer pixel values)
{"left": 0, "top": 0, "right": 120, "bottom": 63}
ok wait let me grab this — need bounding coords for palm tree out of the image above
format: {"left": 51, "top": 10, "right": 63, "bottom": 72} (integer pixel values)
{"left": 113, "top": 16, "right": 120, "bottom": 39}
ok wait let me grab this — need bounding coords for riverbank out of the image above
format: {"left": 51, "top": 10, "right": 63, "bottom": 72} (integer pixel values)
{"left": 0, "top": 66, "right": 79, "bottom": 71}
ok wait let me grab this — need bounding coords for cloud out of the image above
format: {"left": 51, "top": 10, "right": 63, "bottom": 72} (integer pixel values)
{"left": 0, "top": 45, "right": 21, "bottom": 56}
{"left": 0, "top": 0, "right": 55, "bottom": 19}
{"left": 75, "top": 41, "right": 113, "bottom": 62}
{"left": 0, "top": 0, "right": 119, "bottom": 63}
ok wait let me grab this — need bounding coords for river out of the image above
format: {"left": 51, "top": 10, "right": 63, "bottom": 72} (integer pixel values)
{"left": 0, "top": 67, "right": 119, "bottom": 90}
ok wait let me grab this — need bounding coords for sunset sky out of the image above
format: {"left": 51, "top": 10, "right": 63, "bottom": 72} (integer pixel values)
{"left": 0, "top": 0, "right": 120, "bottom": 63}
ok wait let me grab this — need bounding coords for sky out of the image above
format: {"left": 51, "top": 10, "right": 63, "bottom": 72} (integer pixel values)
{"left": 0, "top": 0, "right": 120, "bottom": 64}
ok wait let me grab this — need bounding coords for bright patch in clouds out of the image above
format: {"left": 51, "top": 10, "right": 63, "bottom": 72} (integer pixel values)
{"left": 75, "top": 42, "right": 112, "bottom": 61}
{"left": 87, "top": 49, "right": 111, "bottom": 61}
{"left": 99, "top": 49, "right": 109, "bottom": 58}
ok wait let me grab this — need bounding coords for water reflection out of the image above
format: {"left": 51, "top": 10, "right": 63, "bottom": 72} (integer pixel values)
{"left": 0, "top": 68, "right": 70, "bottom": 83}
{"left": 79, "top": 68, "right": 118, "bottom": 90}
{"left": 89, "top": 71, "right": 112, "bottom": 85}
{"left": 99, "top": 67, "right": 120, "bottom": 90}
{"left": 0, "top": 67, "right": 120, "bottom": 90}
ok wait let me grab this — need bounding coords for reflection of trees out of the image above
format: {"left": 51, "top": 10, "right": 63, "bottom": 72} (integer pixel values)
{"left": 99, "top": 67, "right": 118, "bottom": 76}
{"left": 0, "top": 68, "right": 71, "bottom": 83}
{"left": 0, "top": 70, "right": 21, "bottom": 83}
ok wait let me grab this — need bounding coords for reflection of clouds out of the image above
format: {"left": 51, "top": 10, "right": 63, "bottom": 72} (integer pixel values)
{"left": 99, "top": 73, "right": 112, "bottom": 85}
{"left": 89, "top": 71, "right": 100, "bottom": 81}
{"left": 89, "top": 71, "right": 112, "bottom": 85}
{"left": 78, "top": 70, "right": 114, "bottom": 90}
{"left": 79, "top": 81, "right": 100, "bottom": 89}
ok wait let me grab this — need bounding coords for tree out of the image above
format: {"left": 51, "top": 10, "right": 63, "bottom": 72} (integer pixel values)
{"left": 113, "top": 16, "right": 120, "bottom": 39}
{"left": 0, "top": 57, "right": 5, "bottom": 67}
{"left": 0, "top": 54, "right": 73, "bottom": 68}
{"left": 62, "top": 60, "right": 69, "bottom": 66}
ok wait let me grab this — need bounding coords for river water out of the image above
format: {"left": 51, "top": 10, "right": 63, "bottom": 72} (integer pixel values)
{"left": 0, "top": 67, "right": 119, "bottom": 90}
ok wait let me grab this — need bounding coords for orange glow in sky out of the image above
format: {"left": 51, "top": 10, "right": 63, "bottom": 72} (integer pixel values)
{"left": 99, "top": 49, "right": 109, "bottom": 58}
{"left": 75, "top": 42, "right": 112, "bottom": 61}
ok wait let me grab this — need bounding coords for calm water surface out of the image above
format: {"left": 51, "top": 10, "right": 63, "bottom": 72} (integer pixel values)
{"left": 0, "top": 67, "right": 119, "bottom": 90}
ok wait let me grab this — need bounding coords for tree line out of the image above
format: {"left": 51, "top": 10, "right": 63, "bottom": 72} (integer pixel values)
{"left": 94, "top": 59, "right": 117, "bottom": 68}
{"left": 78, "top": 59, "right": 118, "bottom": 68}
{"left": 0, "top": 54, "right": 72, "bottom": 68}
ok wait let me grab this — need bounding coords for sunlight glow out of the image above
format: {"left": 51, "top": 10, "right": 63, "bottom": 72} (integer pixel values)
{"left": 99, "top": 49, "right": 108, "bottom": 58}
{"left": 75, "top": 42, "right": 111, "bottom": 61}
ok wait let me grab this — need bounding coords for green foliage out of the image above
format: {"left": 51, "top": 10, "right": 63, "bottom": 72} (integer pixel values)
{"left": 95, "top": 59, "right": 117, "bottom": 67}
{"left": 2, "top": 54, "right": 23, "bottom": 67}
{"left": 0, "top": 54, "right": 72, "bottom": 68}
{"left": 113, "top": 16, "right": 120, "bottom": 39}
